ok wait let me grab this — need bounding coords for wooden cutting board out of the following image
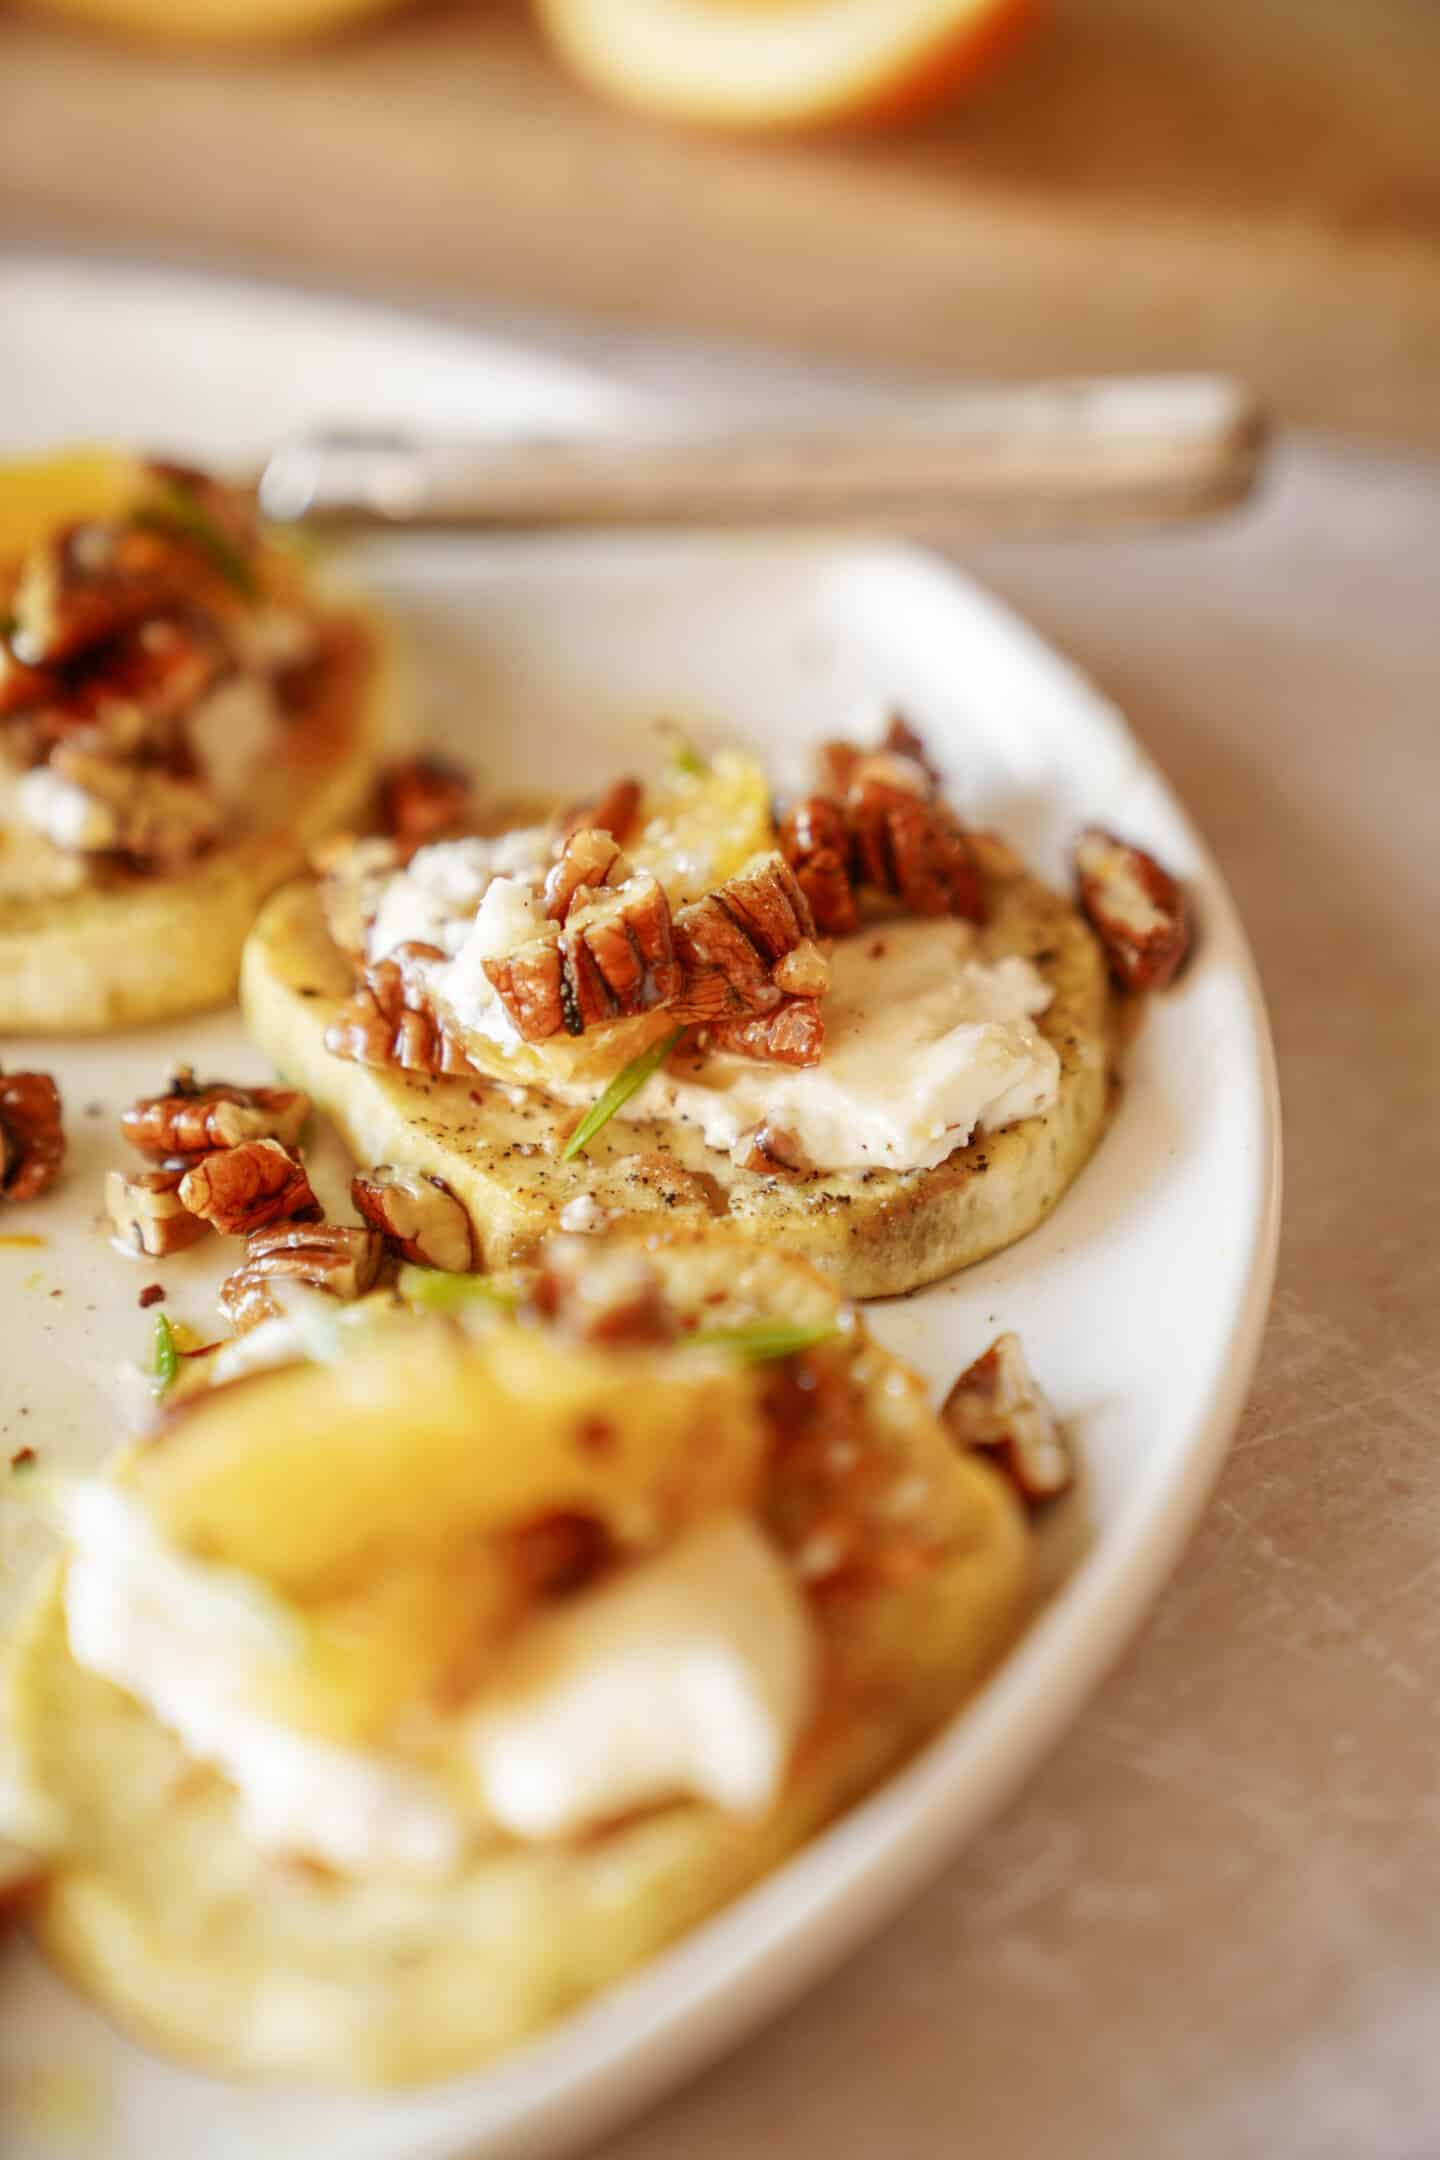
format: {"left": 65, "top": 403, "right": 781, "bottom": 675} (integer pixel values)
{"left": 3, "top": 0, "right": 1439, "bottom": 445}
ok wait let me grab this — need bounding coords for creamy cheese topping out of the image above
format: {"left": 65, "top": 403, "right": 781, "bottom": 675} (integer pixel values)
{"left": 368, "top": 831, "right": 551, "bottom": 965}
{"left": 464, "top": 1515, "right": 815, "bottom": 1837}
{"left": 188, "top": 676, "right": 282, "bottom": 812}
{"left": 63, "top": 1483, "right": 462, "bottom": 1877}
{"left": 430, "top": 875, "right": 552, "bottom": 1054}
{"left": 631, "top": 918, "right": 1059, "bottom": 1174}
{"left": 62, "top": 1485, "right": 815, "bottom": 1874}
{"left": 358, "top": 845, "right": 1058, "bottom": 1173}
{"left": 15, "top": 765, "right": 119, "bottom": 852}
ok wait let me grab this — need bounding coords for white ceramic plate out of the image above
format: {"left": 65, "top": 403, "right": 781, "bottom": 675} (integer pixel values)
{"left": 0, "top": 262, "right": 1279, "bottom": 2160}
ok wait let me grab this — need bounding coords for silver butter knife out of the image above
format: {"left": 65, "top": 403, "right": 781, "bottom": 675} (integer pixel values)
{"left": 258, "top": 374, "right": 1265, "bottom": 535}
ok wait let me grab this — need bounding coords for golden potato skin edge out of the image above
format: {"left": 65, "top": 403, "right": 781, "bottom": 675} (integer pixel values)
{"left": 0, "top": 608, "right": 403, "bottom": 1035}
{"left": 240, "top": 866, "right": 1117, "bottom": 1298}
{"left": 7, "top": 1241, "right": 1031, "bottom": 2085}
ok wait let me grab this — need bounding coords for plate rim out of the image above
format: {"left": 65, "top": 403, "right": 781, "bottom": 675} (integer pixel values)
{"left": 0, "top": 250, "right": 1281, "bottom": 2152}
{"left": 320, "top": 532, "right": 1283, "bottom": 2160}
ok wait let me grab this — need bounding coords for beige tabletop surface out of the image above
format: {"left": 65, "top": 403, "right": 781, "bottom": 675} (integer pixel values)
{"left": 555, "top": 422, "right": 1435, "bottom": 2159}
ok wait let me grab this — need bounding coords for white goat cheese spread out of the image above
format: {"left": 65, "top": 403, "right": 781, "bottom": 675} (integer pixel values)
{"left": 62, "top": 1487, "right": 813, "bottom": 1875}
{"left": 632, "top": 918, "right": 1058, "bottom": 1173}
{"left": 362, "top": 844, "right": 1059, "bottom": 1175}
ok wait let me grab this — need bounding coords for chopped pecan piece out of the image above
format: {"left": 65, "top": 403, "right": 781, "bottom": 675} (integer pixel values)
{"left": 673, "top": 853, "right": 817, "bottom": 1021}
{"left": 378, "top": 755, "right": 472, "bottom": 848}
{"left": 122, "top": 1070, "right": 309, "bottom": 1158}
{"left": 543, "top": 826, "right": 631, "bottom": 923}
{"left": 0, "top": 636, "right": 58, "bottom": 719}
{"left": 10, "top": 523, "right": 191, "bottom": 668}
{"left": 481, "top": 931, "right": 567, "bottom": 1043}
{"left": 779, "top": 795, "right": 859, "bottom": 936}
{"left": 0, "top": 1070, "right": 64, "bottom": 1202}
{"left": 565, "top": 872, "right": 682, "bottom": 1019}
{"left": 737, "top": 1122, "right": 809, "bottom": 1177}
{"left": 105, "top": 1166, "right": 208, "bottom": 1257}
{"left": 848, "top": 773, "right": 985, "bottom": 922}
{"left": 487, "top": 874, "right": 681, "bottom": 1043}
{"left": 794, "top": 724, "right": 988, "bottom": 930}
{"left": 881, "top": 714, "right": 942, "bottom": 789}
{"left": 559, "top": 774, "right": 642, "bottom": 847}
{"left": 219, "top": 1221, "right": 383, "bottom": 1333}
{"left": 497, "top": 1510, "right": 613, "bottom": 1603}
{"left": 941, "top": 1332, "right": 1073, "bottom": 1506}
{"left": 324, "top": 943, "right": 478, "bottom": 1077}
{"left": 773, "top": 938, "right": 831, "bottom": 1000}
{"left": 46, "top": 745, "right": 222, "bottom": 870}
{"left": 351, "top": 1164, "right": 474, "bottom": 1272}
{"left": 1074, "top": 826, "right": 1190, "bottom": 992}
{"left": 531, "top": 1236, "right": 675, "bottom": 1346}
{"left": 818, "top": 738, "right": 862, "bottom": 796}
{"left": 178, "top": 1139, "right": 318, "bottom": 1237}
{"left": 708, "top": 999, "right": 825, "bottom": 1069}
{"left": 40, "top": 618, "right": 227, "bottom": 760}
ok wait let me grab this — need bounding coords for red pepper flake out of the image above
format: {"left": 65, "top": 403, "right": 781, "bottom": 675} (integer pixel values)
{"left": 138, "top": 1282, "right": 166, "bottom": 1309}
{"left": 10, "top": 1446, "right": 35, "bottom": 1469}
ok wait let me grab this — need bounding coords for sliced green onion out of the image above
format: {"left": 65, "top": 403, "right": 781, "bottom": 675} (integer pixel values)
{"left": 134, "top": 485, "right": 258, "bottom": 601}
{"left": 561, "top": 1026, "right": 685, "bottom": 1163}
{"left": 689, "top": 1319, "right": 839, "bottom": 1362}
{"left": 672, "top": 741, "right": 707, "bottom": 778}
{"left": 397, "top": 1265, "right": 518, "bottom": 1314}
{"left": 151, "top": 1311, "right": 178, "bottom": 1395}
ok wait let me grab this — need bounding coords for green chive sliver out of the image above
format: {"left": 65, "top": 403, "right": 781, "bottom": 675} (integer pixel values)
{"left": 397, "top": 1265, "right": 518, "bottom": 1314}
{"left": 134, "top": 487, "right": 257, "bottom": 601}
{"left": 152, "top": 1311, "right": 178, "bottom": 1395}
{"left": 561, "top": 1027, "right": 684, "bottom": 1163}
{"left": 672, "top": 742, "right": 707, "bottom": 778}
{"left": 689, "top": 1320, "right": 838, "bottom": 1363}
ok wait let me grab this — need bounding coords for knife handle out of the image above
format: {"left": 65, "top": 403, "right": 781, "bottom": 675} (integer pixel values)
{"left": 259, "top": 374, "right": 1265, "bottom": 534}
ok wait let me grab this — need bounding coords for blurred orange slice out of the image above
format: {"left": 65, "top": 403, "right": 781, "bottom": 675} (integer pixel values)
{"left": 533, "top": 0, "right": 1044, "bottom": 130}
{"left": 0, "top": 449, "right": 148, "bottom": 564}
{"left": 14, "top": 0, "right": 406, "bottom": 46}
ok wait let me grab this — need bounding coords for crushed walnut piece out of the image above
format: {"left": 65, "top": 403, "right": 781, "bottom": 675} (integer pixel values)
{"left": 0, "top": 1069, "right": 64, "bottom": 1202}
{"left": 1074, "top": 826, "right": 1190, "bottom": 992}
{"left": 121, "top": 1068, "right": 309, "bottom": 1159}
{"left": 105, "top": 1167, "right": 208, "bottom": 1258}
{"left": 940, "top": 1331, "right": 1073, "bottom": 1505}
{"left": 351, "top": 1164, "right": 473, "bottom": 1272}
{"left": 219, "top": 1221, "right": 383, "bottom": 1333}
{"left": 325, "top": 943, "right": 479, "bottom": 1077}
{"left": 178, "top": 1138, "right": 317, "bottom": 1237}
{"left": 531, "top": 1235, "right": 675, "bottom": 1346}
{"left": 379, "top": 755, "right": 473, "bottom": 850}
